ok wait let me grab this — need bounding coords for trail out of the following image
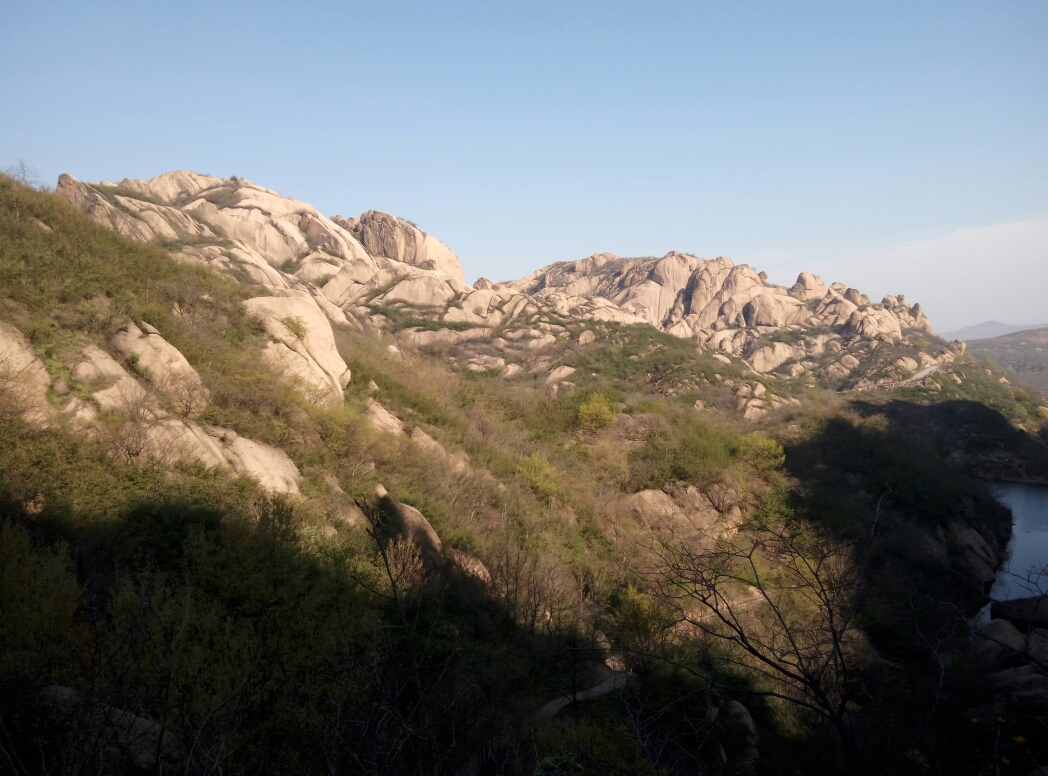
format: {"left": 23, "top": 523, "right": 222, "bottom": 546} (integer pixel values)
{"left": 854, "top": 363, "right": 940, "bottom": 393}
{"left": 531, "top": 670, "right": 629, "bottom": 721}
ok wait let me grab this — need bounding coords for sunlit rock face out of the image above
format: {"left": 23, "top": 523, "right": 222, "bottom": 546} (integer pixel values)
{"left": 58, "top": 169, "right": 939, "bottom": 389}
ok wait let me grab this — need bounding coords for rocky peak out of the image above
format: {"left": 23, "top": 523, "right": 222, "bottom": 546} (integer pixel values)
{"left": 57, "top": 169, "right": 941, "bottom": 394}
{"left": 339, "top": 210, "right": 464, "bottom": 283}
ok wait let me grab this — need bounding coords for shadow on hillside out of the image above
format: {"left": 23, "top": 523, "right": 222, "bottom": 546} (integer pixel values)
{"left": 0, "top": 486, "right": 599, "bottom": 776}
{"left": 851, "top": 398, "right": 1048, "bottom": 481}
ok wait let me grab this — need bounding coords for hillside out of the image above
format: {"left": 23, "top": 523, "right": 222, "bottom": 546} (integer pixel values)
{"left": 966, "top": 327, "right": 1048, "bottom": 391}
{"left": 940, "top": 320, "right": 1048, "bottom": 341}
{"left": 2, "top": 171, "right": 1048, "bottom": 775}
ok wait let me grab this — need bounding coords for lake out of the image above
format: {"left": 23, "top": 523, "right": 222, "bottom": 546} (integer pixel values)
{"left": 988, "top": 481, "right": 1048, "bottom": 601}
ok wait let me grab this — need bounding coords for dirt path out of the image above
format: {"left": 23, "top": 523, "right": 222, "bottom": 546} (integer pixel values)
{"left": 532, "top": 670, "right": 629, "bottom": 721}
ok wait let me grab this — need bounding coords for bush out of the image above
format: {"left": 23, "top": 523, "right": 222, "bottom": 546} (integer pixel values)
{"left": 280, "top": 315, "right": 307, "bottom": 340}
{"left": 735, "top": 433, "right": 786, "bottom": 475}
{"left": 576, "top": 393, "right": 615, "bottom": 430}
{"left": 517, "top": 453, "right": 563, "bottom": 504}
{"left": 629, "top": 414, "right": 736, "bottom": 489}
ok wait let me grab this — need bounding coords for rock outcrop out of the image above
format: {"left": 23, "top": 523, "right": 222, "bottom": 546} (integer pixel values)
{"left": 111, "top": 321, "right": 209, "bottom": 414}
{"left": 56, "top": 169, "right": 943, "bottom": 391}
{"left": 0, "top": 321, "right": 53, "bottom": 424}
{"left": 54, "top": 332, "right": 302, "bottom": 493}
{"left": 343, "top": 210, "right": 464, "bottom": 283}
{"left": 56, "top": 172, "right": 469, "bottom": 323}
{"left": 501, "top": 255, "right": 934, "bottom": 375}
{"left": 244, "top": 291, "right": 351, "bottom": 403}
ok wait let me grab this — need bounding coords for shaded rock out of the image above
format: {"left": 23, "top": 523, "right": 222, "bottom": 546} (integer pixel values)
{"left": 449, "top": 548, "right": 492, "bottom": 584}
{"left": 974, "top": 618, "right": 1027, "bottom": 668}
{"left": 721, "top": 700, "right": 759, "bottom": 766}
{"left": 390, "top": 501, "right": 443, "bottom": 559}
{"left": 948, "top": 522, "right": 999, "bottom": 588}
{"left": 37, "top": 685, "right": 189, "bottom": 775}
{"left": 992, "top": 596, "right": 1048, "bottom": 632}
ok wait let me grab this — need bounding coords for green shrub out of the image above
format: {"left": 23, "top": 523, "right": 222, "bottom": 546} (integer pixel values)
{"left": 735, "top": 433, "right": 786, "bottom": 475}
{"left": 517, "top": 453, "right": 563, "bottom": 504}
{"left": 629, "top": 414, "right": 736, "bottom": 489}
{"left": 280, "top": 314, "right": 307, "bottom": 340}
{"left": 576, "top": 393, "right": 616, "bottom": 430}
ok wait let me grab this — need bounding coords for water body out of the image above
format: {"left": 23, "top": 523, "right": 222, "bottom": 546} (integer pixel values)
{"left": 988, "top": 482, "right": 1048, "bottom": 601}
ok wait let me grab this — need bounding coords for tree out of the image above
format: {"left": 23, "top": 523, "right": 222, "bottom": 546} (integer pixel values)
{"left": 2, "top": 160, "right": 41, "bottom": 190}
{"left": 649, "top": 520, "right": 868, "bottom": 767}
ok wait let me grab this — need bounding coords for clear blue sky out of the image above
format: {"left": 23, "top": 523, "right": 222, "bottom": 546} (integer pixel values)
{"left": 2, "top": 1, "right": 1046, "bottom": 331}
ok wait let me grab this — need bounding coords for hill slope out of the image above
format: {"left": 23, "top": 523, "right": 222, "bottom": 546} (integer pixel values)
{"left": 2, "top": 171, "right": 1048, "bottom": 775}
{"left": 966, "top": 327, "right": 1048, "bottom": 391}
{"left": 940, "top": 320, "right": 1048, "bottom": 341}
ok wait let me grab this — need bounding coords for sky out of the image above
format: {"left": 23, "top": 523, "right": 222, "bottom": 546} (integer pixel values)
{"left": 2, "top": 1, "right": 1046, "bottom": 332}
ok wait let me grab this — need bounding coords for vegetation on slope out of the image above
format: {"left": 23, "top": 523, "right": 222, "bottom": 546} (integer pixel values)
{"left": 1, "top": 176, "right": 1047, "bottom": 774}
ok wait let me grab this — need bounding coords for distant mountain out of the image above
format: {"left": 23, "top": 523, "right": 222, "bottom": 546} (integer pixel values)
{"left": 940, "top": 321, "right": 1048, "bottom": 341}
{"left": 966, "top": 327, "right": 1048, "bottom": 391}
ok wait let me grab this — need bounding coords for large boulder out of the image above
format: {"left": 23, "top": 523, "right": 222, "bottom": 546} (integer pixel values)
{"left": 788, "top": 271, "right": 828, "bottom": 302}
{"left": 389, "top": 501, "right": 443, "bottom": 559}
{"left": 354, "top": 210, "right": 465, "bottom": 283}
{"left": 72, "top": 344, "right": 150, "bottom": 411}
{"left": 37, "top": 685, "right": 190, "bottom": 775}
{"left": 749, "top": 342, "right": 797, "bottom": 373}
{"left": 0, "top": 321, "right": 53, "bottom": 425}
{"left": 244, "top": 292, "right": 351, "bottom": 403}
{"left": 973, "top": 618, "right": 1028, "bottom": 668}
{"left": 111, "top": 322, "right": 209, "bottom": 415}
{"left": 719, "top": 700, "right": 759, "bottom": 766}
{"left": 991, "top": 596, "right": 1048, "bottom": 632}
{"left": 742, "top": 292, "right": 808, "bottom": 327}
{"left": 844, "top": 308, "right": 902, "bottom": 340}
{"left": 366, "top": 398, "right": 404, "bottom": 435}
{"left": 948, "top": 522, "right": 1000, "bottom": 588}
{"left": 220, "top": 433, "right": 302, "bottom": 494}
{"left": 382, "top": 275, "right": 457, "bottom": 307}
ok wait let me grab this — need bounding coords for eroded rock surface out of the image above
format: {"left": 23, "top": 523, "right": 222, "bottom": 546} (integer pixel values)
{"left": 56, "top": 169, "right": 944, "bottom": 391}
{"left": 244, "top": 292, "right": 351, "bottom": 403}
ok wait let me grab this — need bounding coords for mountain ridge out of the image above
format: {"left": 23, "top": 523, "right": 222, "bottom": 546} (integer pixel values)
{"left": 54, "top": 169, "right": 957, "bottom": 397}
{"left": 940, "top": 320, "right": 1048, "bottom": 341}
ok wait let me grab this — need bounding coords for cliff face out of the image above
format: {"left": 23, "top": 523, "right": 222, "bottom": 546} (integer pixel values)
{"left": 56, "top": 170, "right": 955, "bottom": 396}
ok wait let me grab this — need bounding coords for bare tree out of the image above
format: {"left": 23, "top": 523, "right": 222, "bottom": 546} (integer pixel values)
{"left": 2, "top": 159, "right": 42, "bottom": 189}
{"left": 102, "top": 383, "right": 170, "bottom": 464}
{"left": 649, "top": 520, "right": 868, "bottom": 766}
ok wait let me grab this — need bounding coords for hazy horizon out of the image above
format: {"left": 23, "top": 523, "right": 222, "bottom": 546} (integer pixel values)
{"left": 3, "top": 1, "right": 1045, "bottom": 332}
